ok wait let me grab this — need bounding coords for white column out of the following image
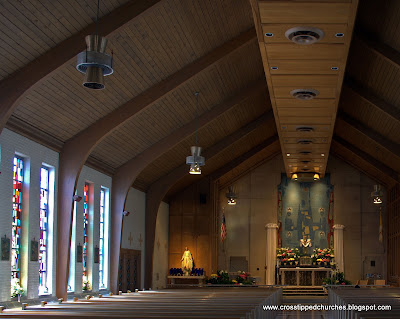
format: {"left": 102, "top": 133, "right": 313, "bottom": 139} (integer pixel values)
{"left": 333, "top": 224, "right": 345, "bottom": 273}
{"left": 265, "top": 223, "right": 278, "bottom": 285}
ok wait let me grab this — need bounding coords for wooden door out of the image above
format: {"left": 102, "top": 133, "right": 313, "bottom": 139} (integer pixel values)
{"left": 118, "top": 249, "right": 141, "bottom": 292}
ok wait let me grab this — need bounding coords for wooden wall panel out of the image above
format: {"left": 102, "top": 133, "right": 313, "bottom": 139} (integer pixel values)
{"left": 387, "top": 184, "right": 400, "bottom": 285}
{"left": 259, "top": 2, "right": 351, "bottom": 24}
{"left": 168, "top": 180, "right": 213, "bottom": 276}
{"left": 266, "top": 44, "right": 345, "bottom": 60}
{"left": 269, "top": 60, "right": 342, "bottom": 75}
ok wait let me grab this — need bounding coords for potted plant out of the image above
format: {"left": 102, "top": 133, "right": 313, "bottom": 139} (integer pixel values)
{"left": 11, "top": 278, "right": 24, "bottom": 302}
{"left": 82, "top": 280, "right": 91, "bottom": 291}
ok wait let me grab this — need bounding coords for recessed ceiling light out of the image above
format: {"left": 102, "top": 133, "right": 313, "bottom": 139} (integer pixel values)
{"left": 321, "top": 153, "right": 325, "bottom": 157}
{"left": 287, "top": 153, "right": 291, "bottom": 157}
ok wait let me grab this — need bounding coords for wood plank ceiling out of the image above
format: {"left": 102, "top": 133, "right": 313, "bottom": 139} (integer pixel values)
{"left": 249, "top": 0, "right": 359, "bottom": 178}
{"left": 0, "top": 0, "right": 399, "bottom": 193}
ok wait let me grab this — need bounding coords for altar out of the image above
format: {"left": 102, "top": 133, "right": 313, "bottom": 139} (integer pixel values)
{"left": 279, "top": 267, "right": 332, "bottom": 286}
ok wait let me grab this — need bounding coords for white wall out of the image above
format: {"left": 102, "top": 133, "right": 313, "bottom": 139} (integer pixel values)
{"left": 153, "top": 201, "right": 169, "bottom": 290}
{"left": 121, "top": 187, "right": 169, "bottom": 290}
{"left": 0, "top": 129, "right": 58, "bottom": 301}
{"left": 122, "top": 187, "right": 146, "bottom": 289}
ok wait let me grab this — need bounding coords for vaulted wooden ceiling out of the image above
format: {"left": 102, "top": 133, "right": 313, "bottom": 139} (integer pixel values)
{"left": 1, "top": 0, "right": 399, "bottom": 197}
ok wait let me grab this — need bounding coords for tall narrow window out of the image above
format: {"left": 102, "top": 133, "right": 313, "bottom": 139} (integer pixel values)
{"left": 12, "top": 157, "right": 23, "bottom": 285}
{"left": 39, "top": 167, "right": 49, "bottom": 295}
{"left": 99, "top": 188, "right": 106, "bottom": 289}
{"left": 83, "top": 183, "right": 89, "bottom": 283}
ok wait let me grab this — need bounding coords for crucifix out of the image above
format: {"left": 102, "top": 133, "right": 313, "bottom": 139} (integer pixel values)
{"left": 128, "top": 232, "right": 133, "bottom": 246}
{"left": 138, "top": 233, "right": 143, "bottom": 247}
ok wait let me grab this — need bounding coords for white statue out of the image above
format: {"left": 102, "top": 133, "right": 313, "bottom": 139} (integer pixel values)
{"left": 300, "top": 235, "right": 312, "bottom": 255}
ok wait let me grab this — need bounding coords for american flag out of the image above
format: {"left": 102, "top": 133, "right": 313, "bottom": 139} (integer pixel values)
{"left": 221, "top": 213, "right": 227, "bottom": 242}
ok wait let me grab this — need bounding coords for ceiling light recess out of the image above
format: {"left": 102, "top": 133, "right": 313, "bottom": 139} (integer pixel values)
{"left": 296, "top": 126, "right": 314, "bottom": 132}
{"left": 297, "top": 139, "right": 313, "bottom": 145}
{"left": 290, "top": 89, "right": 320, "bottom": 100}
{"left": 285, "top": 27, "right": 325, "bottom": 45}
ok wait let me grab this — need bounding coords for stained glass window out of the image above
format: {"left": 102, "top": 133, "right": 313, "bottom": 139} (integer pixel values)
{"left": 39, "top": 167, "right": 49, "bottom": 295}
{"left": 83, "top": 183, "right": 89, "bottom": 283}
{"left": 99, "top": 188, "right": 106, "bottom": 289}
{"left": 12, "top": 157, "right": 23, "bottom": 284}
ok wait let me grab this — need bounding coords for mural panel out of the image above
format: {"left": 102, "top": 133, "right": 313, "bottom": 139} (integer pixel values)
{"left": 278, "top": 174, "right": 334, "bottom": 250}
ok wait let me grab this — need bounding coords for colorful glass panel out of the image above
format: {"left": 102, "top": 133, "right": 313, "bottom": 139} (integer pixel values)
{"left": 83, "top": 183, "right": 89, "bottom": 282}
{"left": 12, "top": 157, "right": 23, "bottom": 283}
{"left": 99, "top": 188, "right": 105, "bottom": 288}
{"left": 39, "top": 167, "right": 49, "bottom": 294}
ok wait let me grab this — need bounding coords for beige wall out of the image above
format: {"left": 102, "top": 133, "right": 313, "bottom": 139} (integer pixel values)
{"left": 217, "top": 155, "right": 387, "bottom": 284}
{"left": 152, "top": 202, "right": 170, "bottom": 290}
{"left": 218, "top": 156, "right": 284, "bottom": 283}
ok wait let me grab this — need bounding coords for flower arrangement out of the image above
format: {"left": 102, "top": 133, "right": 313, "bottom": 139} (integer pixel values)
{"left": 82, "top": 280, "right": 91, "bottom": 291}
{"left": 323, "top": 271, "right": 351, "bottom": 285}
{"left": 11, "top": 278, "right": 24, "bottom": 299}
{"left": 311, "top": 248, "right": 334, "bottom": 266}
{"left": 236, "top": 271, "right": 252, "bottom": 285}
{"left": 206, "top": 270, "right": 253, "bottom": 285}
{"left": 276, "top": 247, "right": 300, "bottom": 265}
{"left": 206, "top": 270, "right": 231, "bottom": 285}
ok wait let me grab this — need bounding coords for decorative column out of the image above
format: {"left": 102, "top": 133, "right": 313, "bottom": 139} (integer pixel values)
{"left": 265, "top": 223, "right": 278, "bottom": 285}
{"left": 333, "top": 224, "right": 345, "bottom": 272}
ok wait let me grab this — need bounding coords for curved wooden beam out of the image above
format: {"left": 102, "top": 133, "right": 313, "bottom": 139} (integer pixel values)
{"left": 213, "top": 138, "right": 280, "bottom": 186}
{"left": 344, "top": 79, "right": 400, "bottom": 123}
{"left": 56, "top": 29, "right": 256, "bottom": 299}
{"left": 0, "top": 0, "right": 162, "bottom": 134}
{"left": 354, "top": 32, "right": 400, "bottom": 70}
{"left": 143, "top": 111, "right": 274, "bottom": 288}
{"left": 332, "top": 135, "right": 399, "bottom": 185}
{"left": 337, "top": 111, "right": 400, "bottom": 159}
{"left": 109, "top": 80, "right": 266, "bottom": 293}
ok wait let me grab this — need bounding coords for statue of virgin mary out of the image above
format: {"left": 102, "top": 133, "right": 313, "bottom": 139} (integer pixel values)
{"left": 181, "top": 247, "right": 193, "bottom": 276}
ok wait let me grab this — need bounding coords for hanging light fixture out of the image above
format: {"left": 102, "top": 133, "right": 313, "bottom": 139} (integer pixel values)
{"left": 313, "top": 173, "right": 320, "bottom": 181}
{"left": 226, "top": 186, "right": 237, "bottom": 205}
{"left": 371, "top": 185, "right": 383, "bottom": 204}
{"left": 76, "top": 0, "right": 114, "bottom": 89}
{"left": 186, "top": 92, "right": 205, "bottom": 174}
{"left": 291, "top": 173, "right": 298, "bottom": 181}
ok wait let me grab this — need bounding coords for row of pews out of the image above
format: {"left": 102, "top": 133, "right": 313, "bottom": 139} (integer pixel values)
{"left": 328, "top": 287, "right": 400, "bottom": 319}
{"left": 0, "top": 288, "right": 281, "bottom": 319}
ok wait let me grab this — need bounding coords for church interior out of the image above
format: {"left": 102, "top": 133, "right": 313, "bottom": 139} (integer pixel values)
{"left": 0, "top": 0, "right": 400, "bottom": 318}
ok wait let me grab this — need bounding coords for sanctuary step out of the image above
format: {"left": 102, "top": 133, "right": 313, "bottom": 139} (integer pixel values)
{"left": 282, "top": 287, "right": 327, "bottom": 297}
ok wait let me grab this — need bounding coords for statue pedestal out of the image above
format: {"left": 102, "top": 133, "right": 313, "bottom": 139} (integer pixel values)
{"left": 167, "top": 275, "right": 206, "bottom": 287}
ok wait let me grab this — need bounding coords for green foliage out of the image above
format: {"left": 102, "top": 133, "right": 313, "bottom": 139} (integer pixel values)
{"left": 82, "top": 280, "right": 91, "bottom": 291}
{"left": 11, "top": 278, "right": 24, "bottom": 298}
{"left": 323, "top": 272, "right": 351, "bottom": 285}
{"left": 206, "top": 270, "right": 232, "bottom": 284}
